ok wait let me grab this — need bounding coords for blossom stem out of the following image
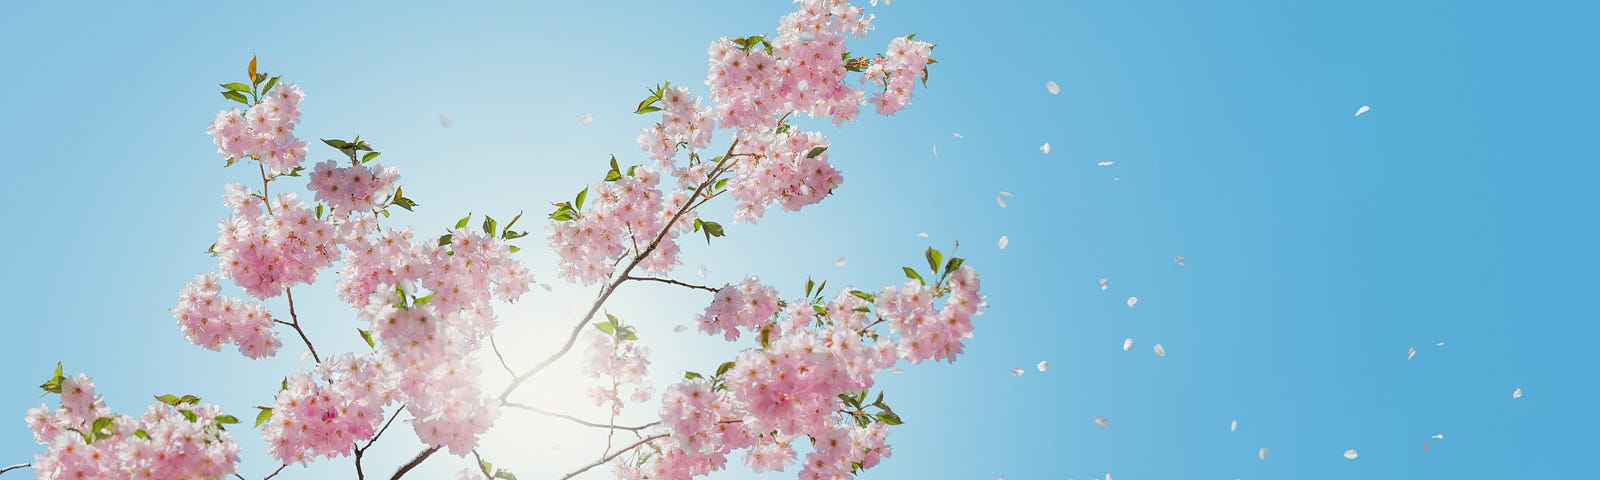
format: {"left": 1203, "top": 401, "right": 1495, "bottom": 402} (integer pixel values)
{"left": 558, "top": 434, "right": 668, "bottom": 480}
{"left": 261, "top": 464, "right": 288, "bottom": 480}
{"left": 0, "top": 464, "right": 29, "bottom": 476}
{"left": 283, "top": 288, "right": 321, "bottom": 363}
{"left": 621, "top": 276, "right": 719, "bottom": 292}
{"left": 388, "top": 446, "right": 440, "bottom": 480}
{"left": 497, "top": 137, "right": 742, "bottom": 403}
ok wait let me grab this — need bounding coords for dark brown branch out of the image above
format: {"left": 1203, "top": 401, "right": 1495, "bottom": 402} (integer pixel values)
{"left": 261, "top": 464, "right": 288, "bottom": 480}
{"left": 622, "top": 276, "right": 719, "bottom": 293}
{"left": 1, "top": 463, "right": 31, "bottom": 476}
{"left": 283, "top": 288, "right": 321, "bottom": 363}
{"left": 502, "top": 401, "right": 659, "bottom": 431}
{"left": 389, "top": 446, "right": 440, "bottom": 480}
{"left": 355, "top": 406, "right": 406, "bottom": 479}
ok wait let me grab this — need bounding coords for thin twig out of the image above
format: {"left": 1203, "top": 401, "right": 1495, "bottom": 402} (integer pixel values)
{"left": 0, "top": 463, "right": 27, "bottom": 476}
{"left": 489, "top": 335, "right": 517, "bottom": 379}
{"left": 283, "top": 288, "right": 321, "bottom": 363}
{"left": 472, "top": 450, "right": 492, "bottom": 480}
{"left": 559, "top": 434, "right": 668, "bottom": 480}
{"left": 389, "top": 446, "right": 440, "bottom": 480}
{"left": 355, "top": 406, "right": 406, "bottom": 479}
{"left": 502, "top": 401, "right": 659, "bottom": 431}
{"left": 497, "top": 138, "right": 742, "bottom": 403}
{"left": 261, "top": 464, "right": 288, "bottom": 480}
{"left": 621, "top": 276, "right": 719, "bottom": 293}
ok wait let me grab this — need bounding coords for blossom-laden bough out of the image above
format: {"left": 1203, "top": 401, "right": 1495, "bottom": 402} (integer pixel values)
{"left": 10, "top": 2, "right": 987, "bottom": 480}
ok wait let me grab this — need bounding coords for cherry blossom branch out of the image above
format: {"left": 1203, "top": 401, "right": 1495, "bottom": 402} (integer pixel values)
{"left": 502, "top": 401, "right": 659, "bottom": 431}
{"left": 354, "top": 406, "right": 406, "bottom": 479}
{"left": 497, "top": 138, "right": 742, "bottom": 403}
{"left": 0, "top": 464, "right": 29, "bottom": 476}
{"left": 558, "top": 434, "right": 668, "bottom": 480}
{"left": 388, "top": 446, "right": 439, "bottom": 480}
{"left": 621, "top": 276, "right": 719, "bottom": 293}
{"left": 488, "top": 335, "right": 517, "bottom": 379}
{"left": 260, "top": 464, "right": 288, "bottom": 480}
{"left": 471, "top": 450, "right": 491, "bottom": 479}
{"left": 283, "top": 288, "right": 321, "bottom": 363}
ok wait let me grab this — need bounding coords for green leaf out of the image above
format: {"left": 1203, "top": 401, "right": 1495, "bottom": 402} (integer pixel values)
{"left": 133, "top": 429, "right": 149, "bottom": 439}
{"left": 179, "top": 394, "right": 201, "bottom": 405}
{"left": 415, "top": 293, "right": 435, "bottom": 307}
{"left": 281, "top": 377, "right": 288, "bottom": 391}
{"left": 438, "top": 233, "right": 453, "bottom": 246}
{"left": 221, "top": 90, "right": 249, "bottom": 104}
{"left": 805, "top": 278, "right": 816, "bottom": 297}
{"left": 260, "top": 76, "right": 280, "bottom": 95}
{"left": 220, "top": 82, "right": 251, "bottom": 92}
{"left": 39, "top": 362, "right": 64, "bottom": 395}
{"left": 805, "top": 146, "right": 828, "bottom": 158}
{"left": 508, "top": 245, "right": 520, "bottom": 253}
{"left": 180, "top": 409, "right": 198, "bottom": 422}
{"left": 925, "top": 247, "right": 943, "bottom": 275}
{"left": 635, "top": 100, "right": 662, "bottom": 115}
{"left": 322, "top": 138, "right": 350, "bottom": 149}
{"left": 595, "top": 321, "right": 616, "bottom": 336}
{"left": 362, "top": 151, "right": 381, "bottom": 163}
{"left": 716, "top": 361, "right": 737, "bottom": 377}
{"left": 502, "top": 211, "right": 524, "bottom": 239}
{"left": 455, "top": 213, "right": 472, "bottom": 229}
{"left": 875, "top": 411, "right": 904, "bottom": 425}
{"left": 91, "top": 416, "right": 115, "bottom": 439}
{"left": 850, "top": 290, "right": 875, "bottom": 302}
{"left": 700, "top": 221, "right": 725, "bottom": 245}
{"left": 604, "top": 169, "right": 623, "bottom": 181}
{"left": 215, "top": 414, "right": 240, "bottom": 425}
{"left": 392, "top": 195, "right": 417, "bottom": 211}
{"left": 482, "top": 215, "right": 497, "bottom": 236}
{"left": 903, "top": 267, "right": 925, "bottom": 285}
{"left": 574, "top": 187, "right": 589, "bottom": 211}
{"left": 254, "top": 407, "right": 273, "bottom": 428}
{"left": 358, "top": 329, "right": 375, "bottom": 348}
{"left": 684, "top": 371, "right": 704, "bottom": 380}
{"left": 943, "top": 257, "right": 965, "bottom": 276}
{"left": 480, "top": 460, "right": 493, "bottom": 475}
{"left": 714, "top": 178, "right": 730, "bottom": 190}
{"left": 494, "top": 471, "right": 519, "bottom": 480}
{"left": 155, "top": 394, "right": 181, "bottom": 406}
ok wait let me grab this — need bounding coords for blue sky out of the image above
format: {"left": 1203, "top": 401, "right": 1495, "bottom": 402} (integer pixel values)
{"left": 2, "top": 0, "right": 1595, "bottom": 478}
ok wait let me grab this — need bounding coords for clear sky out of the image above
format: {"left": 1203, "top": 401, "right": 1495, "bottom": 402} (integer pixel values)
{"left": 2, "top": 0, "right": 1595, "bottom": 479}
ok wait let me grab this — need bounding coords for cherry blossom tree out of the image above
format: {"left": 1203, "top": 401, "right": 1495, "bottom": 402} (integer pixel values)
{"left": 9, "top": 2, "right": 985, "bottom": 479}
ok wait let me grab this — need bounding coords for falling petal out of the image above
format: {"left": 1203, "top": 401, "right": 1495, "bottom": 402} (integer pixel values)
{"left": 1174, "top": 254, "right": 1186, "bottom": 266}
{"left": 1123, "top": 338, "right": 1133, "bottom": 351}
{"left": 1436, "top": 342, "right": 1445, "bottom": 346}
{"left": 1037, "top": 361, "right": 1049, "bottom": 372}
{"left": 438, "top": 113, "right": 453, "bottom": 128}
{"left": 539, "top": 283, "right": 553, "bottom": 292}
{"left": 1153, "top": 344, "right": 1166, "bottom": 357}
{"left": 1344, "top": 449, "right": 1358, "bottom": 460}
{"left": 1105, "top": 474, "right": 1111, "bottom": 480}
{"left": 1408, "top": 347, "right": 1416, "bottom": 360}
{"left": 579, "top": 112, "right": 595, "bottom": 124}
{"left": 917, "top": 232, "right": 929, "bottom": 238}
{"left": 1432, "top": 434, "right": 1444, "bottom": 439}
{"left": 1355, "top": 105, "right": 1370, "bottom": 116}
{"left": 998, "top": 236, "right": 1010, "bottom": 250}
{"left": 298, "top": 350, "right": 311, "bottom": 363}
{"left": 1423, "top": 441, "right": 1430, "bottom": 452}
{"left": 1098, "top": 161, "right": 1114, "bottom": 166}
{"left": 1099, "top": 278, "right": 1109, "bottom": 290}
{"left": 834, "top": 257, "right": 848, "bottom": 267}
{"left": 1231, "top": 419, "right": 1238, "bottom": 432}
{"left": 673, "top": 324, "right": 687, "bottom": 333}
{"left": 1011, "top": 368, "right": 1025, "bottom": 378}
{"left": 1512, "top": 387, "right": 1522, "bottom": 399}
{"left": 1259, "top": 448, "right": 1268, "bottom": 460}
{"left": 933, "top": 144, "right": 938, "bottom": 157}
{"left": 1094, "top": 416, "right": 1110, "bottom": 428}
{"left": 953, "top": 132, "right": 964, "bottom": 138}
{"left": 696, "top": 265, "right": 707, "bottom": 279}
{"left": 1046, "top": 81, "right": 1061, "bottom": 95}
{"left": 890, "top": 367, "right": 903, "bottom": 374}
{"left": 1040, "top": 142, "right": 1051, "bottom": 154}
{"left": 996, "top": 195, "right": 1008, "bottom": 208}
{"left": 1127, "top": 296, "right": 1138, "bottom": 308}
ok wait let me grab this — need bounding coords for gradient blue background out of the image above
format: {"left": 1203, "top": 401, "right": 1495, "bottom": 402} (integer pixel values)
{"left": 2, "top": 1, "right": 1594, "bottom": 478}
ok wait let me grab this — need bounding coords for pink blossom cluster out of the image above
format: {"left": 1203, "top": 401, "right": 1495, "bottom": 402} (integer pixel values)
{"left": 25, "top": 374, "right": 241, "bottom": 480}
{"left": 353, "top": 228, "right": 531, "bottom": 455}
{"left": 216, "top": 184, "right": 340, "bottom": 299}
{"left": 638, "top": 85, "right": 716, "bottom": 167}
{"left": 547, "top": 169, "right": 689, "bottom": 285}
{"left": 205, "top": 82, "right": 309, "bottom": 173}
{"left": 622, "top": 266, "right": 981, "bottom": 480}
{"left": 170, "top": 272, "right": 282, "bottom": 359}
{"left": 695, "top": 277, "right": 781, "bottom": 341}
{"left": 727, "top": 131, "right": 842, "bottom": 223}
{"left": 334, "top": 219, "right": 426, "bottom": 307}
{"left": 307, "top": 159, "right": 401, "bottom": 216}
{"left": 875, "top": 266, "right": 982, "bottom": 364}
{"left": 705, "top": 0, "right": 875, "bottom": 131}
{"left": 861, "top": 36, "right": 934, "bottom": 116}
{"left": 580, "top": 330, "right": 655, "bottom": 414}
{"left": 263, "top": 354, "right": 398, "bottom": 464}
